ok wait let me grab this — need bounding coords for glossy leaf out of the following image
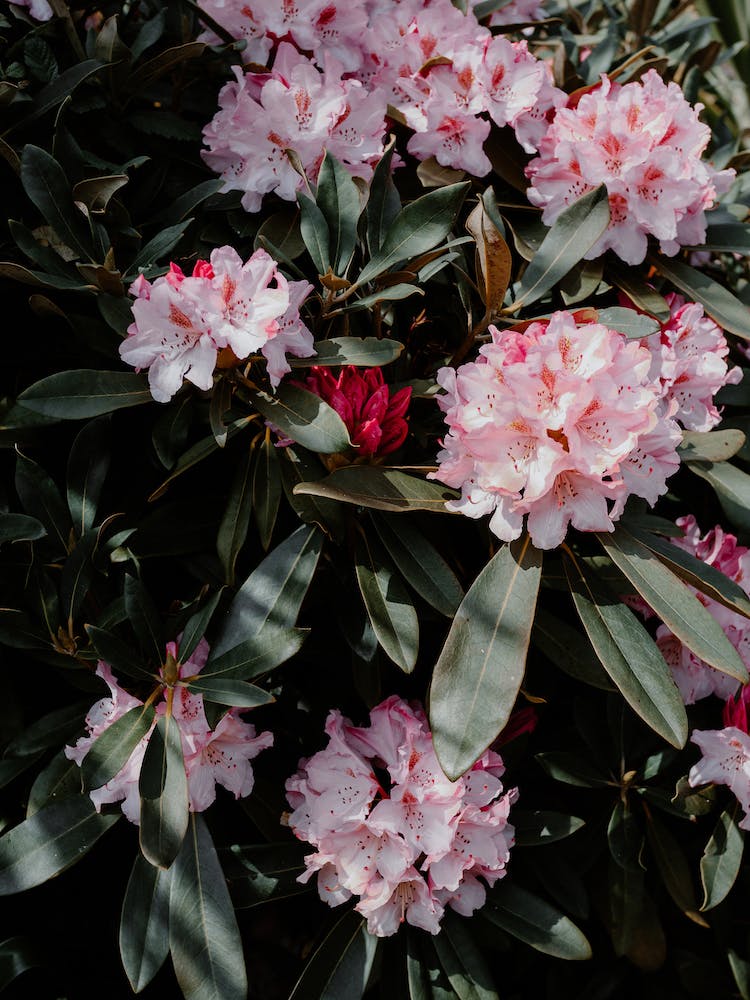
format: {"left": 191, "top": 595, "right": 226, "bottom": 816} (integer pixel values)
{"left": 433, "top": 911, "right": 498, "bottom": 1000}
{"left": 81, "top": 704, "right": 155, "bottom": 791}
{"left": 60, "top": 528, "right": 97, "bottom": 628}
{"left": 0, "top": 797, "right": 119, "bottom": 895}
{"left": 224, "top": 843, "right": 308, "bottom": 909}
{"left": 513, "top": 810, "right": 586, "bottom": 847}
{"left": 289, "top": 908, "right": 378, "bottom": 1000}
{"left": 316, "top": 152, "right": 361, "bottom": 274}
{"left": 66, "top": 417, "right": 110, "bottom": 537}
{"left": 607, "top": 801, "right": 643, "bottom": 872}
{"left": 532, "top": 609, "right": 614, "bottom": 691}
{"left": 20, "top": 145, "right": 92, "bottom": 261}
{"left": 598, "top": 527, "right": 747, "bottom": 683}
{"left": 120, "top": 853, "right": 172, "bottom": 993}
{"left": 687, "top": 460, "right": 750, "bottom": 534}
{"left": 249, "top": 385, "right": 352, "bottom": 454}
{"left": 0, "top": 935, "right": 41, "bottom": 990}
{"left": 200, "top": 626, "right": 308, "bottom": 681}
{"left": 366, "top": 137, "right": 401, "bottom": 255}
{"left": 5, "top": 702, "right": 87, "bottom": 758}
{"left": 700, "top": 807, "right": 744, "bottom": 911}
{"left": 124, "top": 575, "right": 163, "bottom": 664}
{"left": 217, "top": 447, "right": 254, "bottom": 583}
{"left": 646, "top": 811, "right": 704, "bottom": 923}
{"left": 294, "top": 466, "right": 459, "bottom": 512}
{"left": 177, "top": 590, "right": 224, "bottom": 664}
{"left": 355, "top": 531, "right": 419, "bottom": 673}
{"left": 139, "top": 714, "right": 189, "bottom": 869}
{"left": 483, "top": 883, "right": 592, "bottom": 960}
{"left": 298, "top": 193, "right": 331, "bottom": 275}
{"left": 169, "top": 814, "right": 247, "bottom": 1000}
{"left": 649, "top": 255, "right": 750, "bottom": 340}
{"left": 0, "top": 513, "right": 45, "bottom": 545}
{"left": 18, "top": 370, "right": 151, "bottom": 419}
{"left": 252, "top": 434, "right": 282, "bottom": 553}
{"left": 372, "top": 512, "right": 463, "bottom": 617}
{"left": 86, "top": 625, "right": 152, "bottom": 680}
{"left": 430, "top": 536, "right": 542, "bottom": 780}
{"left": 596, "top": 306, "right": 661, "bottom": 339}
{"left": 564, "top": 554, "right": 687, "bottom": 748}
{"left": 186, "top": 677, "right": 274, "bottom": 708}
{"left": 512, "top": 186, "right": 609, "bottom": 308}
{"left": 26, "top": 752, "right": 82, "bottom": 818}
{"left": 15, "top": 450, "right": 71, "bottom": 555}
{"left": 534, "top": 751, "right": 611, "bottom": 788}
{"left": 288, "top": 337, "right": 403, "bottom": 369}
{"left": 126, "top": 220, "right": 193, "bottom": 278}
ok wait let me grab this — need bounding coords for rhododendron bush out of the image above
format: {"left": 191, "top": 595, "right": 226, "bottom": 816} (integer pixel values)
{"left": 4, "top": 0, "right": 750, "bottom": 997}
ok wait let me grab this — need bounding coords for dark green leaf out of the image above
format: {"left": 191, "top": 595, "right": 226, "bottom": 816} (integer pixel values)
{"left": 250, "top": 384, "right": 352, "bottom": 454}
{"left": 688, "top": 460, "right": 750, "bottom": 534}
{"left": 5, "top": 702, "right": 87, "bottom": 757}
{"left": 366, "top": 137, "right": 401, "bottom": 256}
{"left": 535, "top": 751, "right": 611, "bottom": 787}
{"left": 20, "top": 145, "right": 92, "bottom": 261}
{"left": 139, "top": 714, "right": 189, "bottom": 869}
{"left": 700, "top": 806, "right": 744, "bottom": 911}
{"left": 298, "top": 193, "right": 331, "bottom": 275}
{"left": 342, "top": 284, "right": 423, "bottom": 313}
{"left": 211, "top": 524, "right": 322, "bottom": 658}
{"left": 357, "top": 182, "right": 470, "bottom": 285}
{"left": 60, "top": 528, "right": 97, "bottom": 628}
{"left": 86, "top": 625, "right": 151, "bottom": 680}
{"left": 130, "top": 8, "right": 167, "bottom": 60}
{"left": 512, "top": 186, "right": 609, "bottom": 308}
{"left": 66, "top": 416, "right": 110, "bottom": 536}
{"left": 607, "top": 801, "right": 643, "bottom": 872}
{"left": 254, "top": 209, "right": 306, "bottom": 261}
{"left": 288, "top": 337, "right": 404, "bottom": 369}
{"left": 294, "top": 466, "right": 459, "bottom": 512}
{"left": 598, "top": 527, "right": 747, "bottom": 683}
{"left": 152, "top": 179, "right": 225, "bottom": 227}
{"left": 169, "top": 814, "right": 247, "bottom": 1000}
{"left": 532, "top": 608, "right": 615, "bottom": 691}
{"left": 225, "top": 843, "right": 309, "bottom": 909}
{"left": 483, "top": 883, "right": 591, "bottom": 960}
{"left": 23, "top": 60, "right": 106, "bottom": 129}
{"left": 81, "top": 704, "right": 155, "bottom": 791}
{"left": 0, "top": 936, "right": 41, "bottom": 990}
{"left": 646, "top": 811, "right": 703, "bottom": 921}
{"left": 253, "top": 434, "right": 282, "bottom": 553}
{"left": 72, "top": 174, "right": 128, "bottom": 213}
{"left": 433, "top": 911, "right": 498, "bottom": 1000}
{"left": 200, "top": 626, "right": 308, "bottom": 681}
{"left": 0, "top": 513, "right": 45, "bottom": 545}
{"left": 650, "top": 255, "right": 750, "bottom": 340}
{"left": 280, "top": 446, "right": 346, "bottom": 539}
{"left": 126, "top": 219, "right": 193, "bottom": 278}
{"left": 18, "top": 370, "right": 151, "bottom": 419}
{"left": 596, "top": 306, "right": 661, "bottom": 339}
{"left": 430, "top": 536, "right": 542, "bottom": 780}
{"left": 186, "top": 677, "right": 274, "bottom": 708}
{"left": 26, "top": 752, "right": 82, "bottom": 818}
{"left": 563, "top": 555, "right": 687, "bottom": 748}
{"left": 289, "top": 908, "right": 378, "bottom": 1000}
{"left": 120, "top": 853, "right": 172, "bottom": 993}
{"left": 15, "top": 449, "right": 71, "bottom": 555}
{"left": 513, "top": 810, "right": 586, "bottom": 847}
{"left": 178, "top": 590, "right": 224, "bottom": 664}
{"left": 127, "top": 42, "right": 206, "bottom": 91}
{"left": 150, "top": 416, "right": 255, "bottom": 499}
{"left": 124, "top": 575, "right": 163, "bottom": 664}
{"left": 372, "top": 513, "right": 463, "bottom": 617}
{"left": 355, "top": 531, "right": 419, "bottom": 673}
{"left": 316, "top": 152, "right": 361, "bottom": 275}
{"left": 729, "top": 950, "right": 750, "bottom": 1000}
{"left": 0, "top": 797, "right": 118, "bottom": 895}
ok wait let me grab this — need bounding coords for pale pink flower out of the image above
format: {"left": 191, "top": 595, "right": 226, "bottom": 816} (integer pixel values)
{"left": 285, "top": 696, "right": 516, "bottom": 936}
{"left": 526, "top": 71, "right": 735, "bottom": 264}
{"left": 65, "top": 639, "right": 273, "bottom": 822}
{"left": 689, "top": 728, "right": 750, "bottom": 830}
{"left": 429, "top": 311, "right": 681, "bottom": 549}
{"left": 484, "top": 0, "right": 545, "bottom": 25}
{"left": 120, "top": 247, "right": 313, "bottom": 401}
{"left": 13, "top": 0, "right": 53, "bottom": 19}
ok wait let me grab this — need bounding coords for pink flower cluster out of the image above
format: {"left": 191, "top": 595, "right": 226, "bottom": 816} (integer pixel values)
{"left": 285, "top": 696, "right": 516, "bottom": 936}
{"left": 200, "top": 0, "right": 561, "bottom": 208}
{"left": 120, "top": 246, "right": 313, "bottom": 402}
{"left": 65, "top": 640, "right": 273, "bottom": 822}
{"left": 640, "top": 293, "right": 742, "bottom": 432}
{"left": 293, "top": 366, "right": 411, "bottom": 458}
{"left": 429, "top": 310, "right": 682, "bottom": 550}
{"left": 690, "top": 683, "right": 750, "bottom": 829}
{"left": 13, "top": 0, "right": 53, "bottom": 19}
{"left": 635, "top": 516, "right": 750, "bottom": 704}
{"left": 526, "top": 70, "right": 735, "bottom": 264}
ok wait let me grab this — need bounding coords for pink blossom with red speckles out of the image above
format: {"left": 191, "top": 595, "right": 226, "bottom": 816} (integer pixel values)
{"left": 428, "top": 311, "right": 682, "bottom": 549}
{"left": 120, "top": 246, "right": 313, "bottom": 402}
{"left": 526, "top": 70, "right": 735, "bottom": 264}
{"left": 65, "top": 639, "right": 273, "bottom": 821}
{"left": 689, "top": 727, "right": 750, "bottom": 829}
{"left": 284, "top": 695, "right": 516, "bottom": 936}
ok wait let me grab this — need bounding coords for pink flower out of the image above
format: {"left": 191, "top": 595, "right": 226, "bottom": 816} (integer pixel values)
{"left": 689, "top": 728, "right": 750, "bottom": 830}
{"left": 120, "top": 247, "right": 313, "bottom": 401}
{"left": 13, "top": 0, "right": 53, "bottom": 19}
{"left": 429, "top": 311, "right": 681, "bottom": 549}
{"left": 65, "top": 639, "right": 273, "bottom": 823}
{"left": 292, "top": 366, "right": 411, "bottom": 459}
{"left": 526, "top": 71, "right": 735, "bottom": 264}
{"left": 285, "top": 695, "right": 516, "bottom": 937}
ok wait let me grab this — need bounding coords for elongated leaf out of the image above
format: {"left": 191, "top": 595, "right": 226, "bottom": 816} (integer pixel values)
{"left": 532, "top": 608, "right": 614, "bottom": 691}
{"left": 211, "top": 524, "right": 321, "bottom": 657}
{"left": 253, "top": 434, "right": 282, "bottom": 553}
{"left": 596, "top": 306, "right": 660, "bottom": 339}
{"left": 608, "top": 801, "right": 643, "bottom": 872}
{"left": 465, "top": 196, "right": 512, "bottom": 315}
{"left": 512, "top": 186, "right": 609, "bottom": 308}
{"left": 60, "top": 528, "right": 97, "bottom": 628}
{"left": 200, "top": 626, "right": 308, "bottom": 681}
{"left": 316, "top": 152, "right": 360, "bottom": 274}
{"left": 280, "top": 446, "right": 346, "bottom": 539}
{"left": 294, "top": 466, "right": 459, "bottom": 512}
{"left": 15, "top": 450, "right": 71, "bottom": 554}
{"left": 563, "top": 555, "right": 687, "bottom": 748}
{"left": 625, "top": 525, "right": 750, "bottom": 620}
{"left": 512, "top": 810, "right": 585, "bottom": 847}
{"left": 372, "top": 513, "right": 463, "bottom": 616}
{"left": 178, "top": 591, "right": 223, "bottom": 664}
{"left": 367, "top": 137, "right": 401, "bottom": 256}
{"left": 66, "top": 416, "right": 110, "bottom": 536}
{"left": 298, "top": 193, "right": 330, "bottom": 275}
{"left": 688, "top": 460, "right": 750, "bottom": 534}
{"left": 18, "top": 370, "right": 151, "bottom": 419}
{"left": 127, "top": 41, "right": 206, "bottom": 90}
{"left": 224, "top": 843, "right": 309, "bottom": 909}
{"left": 120, "top": 853, "right": 172, "bottom": 993}
{"left": 81, "top": 704, "right": 155, "bottom": 790}
{"left": 700, "top": 807, "right": 744, "bottom": 911}
{"left": 342, "top": 283, "right": 423, "bottom": 312}
{"left": 152, "top": 179, "right": 224, "bottom": 227}
{"left": 126, "top": 219, "right": 193, "bottom": 277}
{"left": 649, "top": 255, "right": 750, "bottom": 340}
{"left": 139, "top": 714, "right": 189, "bottom": 869}
{"left": 86, "top": 624, "right": 151, "bottom": 679}
{"left": 598, "top": 527, "right": 747, "bottom": 683}
{"left": 250, "top": 385, "right": 352, "bottom": 454}
{"left": 433, "top": 911, "right": 498, "bottom": 1000}
{"left": 169, "top": 814, "right": 247, "bottom": 1000}
{"left": 150, "top": 416, "right": 255, "bottom": 500}
{"left": 20, "top": 145, "right": 92, "bottom": 261}
{"left": 646, "top": 811, "right": 704, "bottom": 923}
{"left": 186, "top": 677, "right": 274, "bottom": 708}
{"left": 23, "top": 59, "right": 106, "bottom": 127}
{"left": 5, "top": 702, "right": 87, "bottom": 757}
{"left": 357, "top": 182, "right": 470, "bottom": 285}
{"left": 0, "top": 797, "right": 118, "bottom": 895}
{"left": 355, "top": 532, "right": 418, "bottom": 673}
{"left": 0, "top": 936, "right": 41, "bottom": 990}
{"left": 535, "top": 752, "right": 611, "bottom": 788}
{"left": 679, "top": 429, "right": 746, "bottom": 463}
{"left": 218, "top": 447, "right": 254, "bottom": 583}
{"left": 483, "top": 883, "right": 591, "bottom": 960}
{"left": 0, "top": 513, "right": 45, "bottom": 545}
{"left": 430, "top": 536, "right": 542, "bottom": 780}
{"left": 124, "top": 575, "right": 163, "bottom": 664}
{"left": 289, "top": 908, "right": 377, "bottom": 1000}
{"left": 288, "top": 337, "right": 403, "bottom": 369}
